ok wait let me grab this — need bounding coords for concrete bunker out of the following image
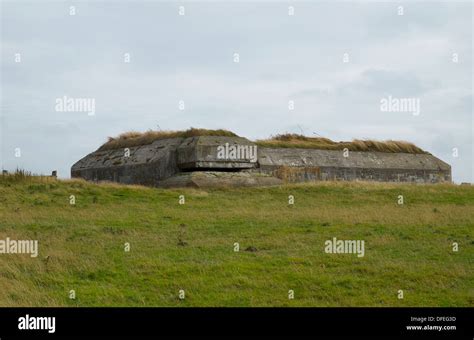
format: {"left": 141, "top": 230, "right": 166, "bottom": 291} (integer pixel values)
{"left": 71, "top": 129, "right": 451, "bottom": 187}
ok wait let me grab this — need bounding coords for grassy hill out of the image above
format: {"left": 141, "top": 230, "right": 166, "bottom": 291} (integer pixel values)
{"left": 0, "top": 174, "right": 472, "bottom": 307}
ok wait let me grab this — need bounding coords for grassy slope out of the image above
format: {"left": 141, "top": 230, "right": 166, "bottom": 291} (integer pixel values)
{"left": 0, "top": 177, "right": 473, "bottom": 307}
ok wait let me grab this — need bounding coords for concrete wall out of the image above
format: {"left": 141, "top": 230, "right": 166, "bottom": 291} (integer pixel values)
{"left": 259, "top": 148, "right": 451, "bottom": 183}
{"left": 258, "top": 147, "right": 451, "bottom": 183}
{"left": 177, "top": 136, "right": 257, "bottom": 169}
{"left": 71, "top": 138, "right": 183, "bottom": 186}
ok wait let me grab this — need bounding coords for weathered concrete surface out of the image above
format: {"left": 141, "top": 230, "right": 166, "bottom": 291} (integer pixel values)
{"left": 71, "top": 138, "right": 184, "bottom": 186}
{"left": 258, "top": 148, "right": 451, "bottom": 183}
{"left": 177, "top": 136, "right": 257, "bottom": 169}
{"left": 158, "top": 171, "right": 282, "bottom": 188}
{"left": 71, "top": 136, "right": 452, "bottom": 187}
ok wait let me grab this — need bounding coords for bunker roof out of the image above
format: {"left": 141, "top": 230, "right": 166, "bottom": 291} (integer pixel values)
{"left": 98, "top": 128, "right": 428, "bottom": 154}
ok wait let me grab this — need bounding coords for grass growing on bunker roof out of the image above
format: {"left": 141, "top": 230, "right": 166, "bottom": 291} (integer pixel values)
{"left": 98, "top": 129, "right": 427, "bottom": 154}
{"left": 97, "top": 128, "right": 238, "bottom": 151}
{"left": 255, "top": 134, "right": 428, "bottom": 154}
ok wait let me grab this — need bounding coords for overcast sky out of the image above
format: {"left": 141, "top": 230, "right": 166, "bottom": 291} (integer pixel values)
{"left": 1, "top": 1, "right": 472, "bottom": 182}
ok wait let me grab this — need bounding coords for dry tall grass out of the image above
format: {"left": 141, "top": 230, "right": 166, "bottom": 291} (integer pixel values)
{"left": 98, "top": 129, "right": 427, "bottom": 154}
{"left": 256, "top": 134, "right": 427, "bottom": 154}
{"left": 98, "top": 128, "right": 238, "bottom": 151}
{"left": 1, "top": 168, "right": 57, "bottom": 183}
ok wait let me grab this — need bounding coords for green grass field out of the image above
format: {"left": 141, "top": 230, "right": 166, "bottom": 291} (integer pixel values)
{"left": 0, "top": 175, "right": 473, "bottom": 307}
